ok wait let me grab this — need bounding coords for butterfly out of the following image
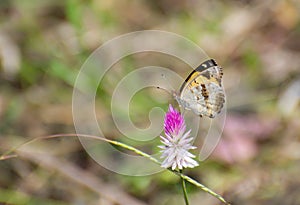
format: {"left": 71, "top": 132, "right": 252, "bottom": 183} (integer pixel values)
{"left": 173, "top": 59, "right": 225, "bottom": 118}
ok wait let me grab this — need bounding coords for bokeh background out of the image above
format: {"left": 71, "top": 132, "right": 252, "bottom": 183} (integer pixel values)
{"left": 1, "top": 0, "right": 300, "bottom": 204}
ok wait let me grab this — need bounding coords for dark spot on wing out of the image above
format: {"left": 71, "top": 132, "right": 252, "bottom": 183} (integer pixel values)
{"left": 200, "top": 84, "right": 209, "bottom": 100}
{"left": 219, "top": 66, "right": 223, "bottom": 76}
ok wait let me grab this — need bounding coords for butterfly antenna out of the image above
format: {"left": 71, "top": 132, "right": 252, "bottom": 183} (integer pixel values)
{"left": 156, "top": 86, "right": 172, "bottom": 96}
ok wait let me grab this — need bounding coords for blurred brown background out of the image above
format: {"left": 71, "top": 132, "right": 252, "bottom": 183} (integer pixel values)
{"left": 0, "top": 0, "right": 300, "bottom": 204}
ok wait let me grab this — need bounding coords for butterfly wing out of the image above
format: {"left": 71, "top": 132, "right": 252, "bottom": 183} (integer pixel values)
{"left": 178, "top": 59, "right": 225, "bottom": 118}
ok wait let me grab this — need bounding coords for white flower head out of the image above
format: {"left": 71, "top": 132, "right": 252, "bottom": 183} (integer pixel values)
{"left": 159, "top": 105, "right": 199, "bottom": 170}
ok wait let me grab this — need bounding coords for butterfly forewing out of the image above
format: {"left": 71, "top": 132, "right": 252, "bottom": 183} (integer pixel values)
{"left": 177, "top": 59, "right": 225, "bottom": 118}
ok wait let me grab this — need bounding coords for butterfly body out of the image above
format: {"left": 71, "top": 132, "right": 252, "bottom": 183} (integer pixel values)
{"left": 175, "top": 59, "right": 225, "bottom": 118}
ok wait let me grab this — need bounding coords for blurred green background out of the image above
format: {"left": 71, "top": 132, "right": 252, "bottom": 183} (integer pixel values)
{"left": 1, "top": 0, "right": 300, "bottom": 204}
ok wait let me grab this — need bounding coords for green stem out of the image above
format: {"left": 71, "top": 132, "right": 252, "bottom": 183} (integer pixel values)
{"left": 175, "top": 171, "right": 230, "bottom": 205}
{"left": 0, "top": 133, "right": 230, "bottom": 204}
{"left": 180, "top": 169, "right": 189, "bottom": 205}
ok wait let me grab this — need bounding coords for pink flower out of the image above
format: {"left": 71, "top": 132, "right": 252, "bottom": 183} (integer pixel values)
{"left": 159, "top": 105, "right": 199, "bottom": 170}
{"left": 164, "top": 105, "right": 185, "bottom": 136}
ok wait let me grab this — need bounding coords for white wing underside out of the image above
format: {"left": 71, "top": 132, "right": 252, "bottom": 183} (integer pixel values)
{"left": 176, "top": 66, "right": 225, "bottom": 118}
